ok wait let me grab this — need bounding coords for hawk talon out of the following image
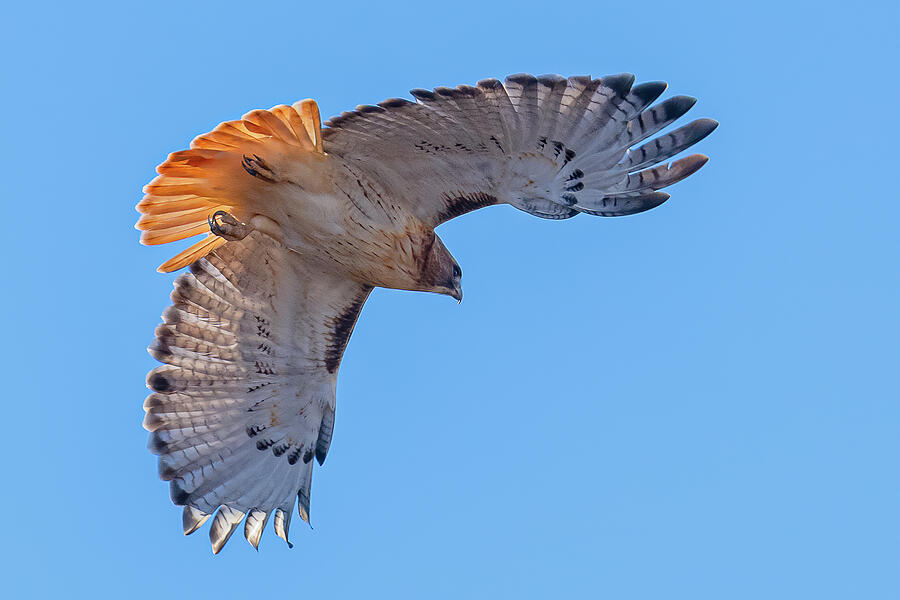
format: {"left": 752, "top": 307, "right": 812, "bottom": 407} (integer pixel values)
{"left": 242, "top": 154, "right": 277, "bottom": 182}
{"left": 209, "top": 210, "right": 251, "bottom": 241}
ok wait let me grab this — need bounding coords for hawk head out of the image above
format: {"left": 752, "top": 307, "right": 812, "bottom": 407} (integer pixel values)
{"left": 419, "top": 232, "right": 463, "bottom": 302}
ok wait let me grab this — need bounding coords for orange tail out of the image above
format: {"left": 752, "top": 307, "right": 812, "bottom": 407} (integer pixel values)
{"left": 136, "top": 99, "right": 323, "bottom": 272}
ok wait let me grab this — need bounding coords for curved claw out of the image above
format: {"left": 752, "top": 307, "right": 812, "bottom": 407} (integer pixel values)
{"left": 241, "top": 154, "right": 277, "bottom": 182}
{"left": 208, "top": 210, "right": 250, "bottom": 241}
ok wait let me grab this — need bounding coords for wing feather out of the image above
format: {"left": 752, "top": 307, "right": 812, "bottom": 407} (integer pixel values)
{"left": 142, "top": 73, "right": 718, "bottom": 553}
{"left": 144, "top": 231, "right": 371, "bottom": 552}
{"left": 322, "top": 73, "right": 717, "bottom": 225}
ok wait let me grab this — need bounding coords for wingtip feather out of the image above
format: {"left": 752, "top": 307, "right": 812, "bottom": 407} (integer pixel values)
{"left": 210, "top": 506, "right": 245, "bottom": 554}
{"left": 183, "top": 505, "right": 211, "bottom": 536}
{"left": 244, "top": 508, "right": 268, "bottom": 549}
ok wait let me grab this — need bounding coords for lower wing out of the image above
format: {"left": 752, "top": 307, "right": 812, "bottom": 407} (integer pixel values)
{"left": 143, "top": 231, "right": 371, "bottom": 552}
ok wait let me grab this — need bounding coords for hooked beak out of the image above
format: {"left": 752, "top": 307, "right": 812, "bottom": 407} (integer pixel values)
{"left": 450, "top": 287, "right": 463, "bottom": 303}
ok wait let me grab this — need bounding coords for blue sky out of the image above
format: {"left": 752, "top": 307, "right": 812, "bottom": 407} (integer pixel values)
{"left": 3, "top": 1, "right": 898, "bottom": 598}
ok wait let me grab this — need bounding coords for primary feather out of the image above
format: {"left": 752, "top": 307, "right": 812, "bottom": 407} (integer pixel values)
{"left": 323, "top": 73, "right": 717, "bottom": 224}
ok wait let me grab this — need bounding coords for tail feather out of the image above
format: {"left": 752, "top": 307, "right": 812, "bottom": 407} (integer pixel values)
{"left": 136, "top": 195, "right": 227, "bottom": 216}
{"left": 137, "top": 206, "right": 221, "bottom": 231}
{"left": 140, "top": 221, "right": 213, "bottom": 245}
{"left": 241, "top": 109, "right": 298, "bottom": 144}
{"left": 137, "top": 100, "right": 324, "bottom": 272}
{"left": 297, "top": 100, "right": 324, "bottom": 152}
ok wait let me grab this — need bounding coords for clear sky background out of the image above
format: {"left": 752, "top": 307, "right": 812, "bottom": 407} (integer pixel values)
{"left": 3, "top": 1, "right": 898, "bottom": 598}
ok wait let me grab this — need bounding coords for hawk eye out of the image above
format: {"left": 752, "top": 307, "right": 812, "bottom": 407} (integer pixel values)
{"left": 452, "top": 264, "right": 462, "bottom": 278}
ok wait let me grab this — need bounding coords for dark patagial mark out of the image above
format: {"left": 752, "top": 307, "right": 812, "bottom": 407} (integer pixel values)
{"left": 324, "top": 288, "right": 373, "bottom": 373}
{"left": 436, "top": 191, "right": 498, "bottom": 223}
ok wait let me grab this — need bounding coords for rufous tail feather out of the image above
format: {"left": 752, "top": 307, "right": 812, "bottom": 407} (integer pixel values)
{"left": 136, "top": 99, "right": 323, "bottom": 272}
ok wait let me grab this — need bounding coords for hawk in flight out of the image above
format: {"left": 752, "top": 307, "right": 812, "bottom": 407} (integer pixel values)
{"left": 138, "top": 74, "right": 717, "bottom": 552}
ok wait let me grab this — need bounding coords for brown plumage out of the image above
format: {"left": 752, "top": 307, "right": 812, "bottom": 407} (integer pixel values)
{"left": 139, "top": 73, "right": 717, "bottom": 552}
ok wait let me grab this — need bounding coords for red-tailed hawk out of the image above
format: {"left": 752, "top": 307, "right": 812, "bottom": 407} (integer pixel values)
{"left": 138, "top": 74, "right": 717, "bottom": 553}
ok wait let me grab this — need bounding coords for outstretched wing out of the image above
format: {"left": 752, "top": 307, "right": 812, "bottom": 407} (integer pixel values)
{"left": 322, "top": 73, "right": 717, "bottom": 226}
{"left": 143, "top": 231, "right": 371, "bottom": 553}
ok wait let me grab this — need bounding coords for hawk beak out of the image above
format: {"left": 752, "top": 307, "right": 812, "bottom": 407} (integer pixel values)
{"left": 451, "top": 288, "right": 463, "bottom": 303}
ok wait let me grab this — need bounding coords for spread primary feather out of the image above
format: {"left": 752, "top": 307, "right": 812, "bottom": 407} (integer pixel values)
{"left": 138, "top": 73, "right": 717, "bottom": 553}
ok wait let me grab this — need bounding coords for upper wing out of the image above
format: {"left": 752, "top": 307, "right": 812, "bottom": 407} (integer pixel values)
{"left": 144, "top": 231, "right": 371, "bottom": 553}
{"left": 322, "top": 73, "right": 717, "bottom": 226}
